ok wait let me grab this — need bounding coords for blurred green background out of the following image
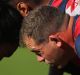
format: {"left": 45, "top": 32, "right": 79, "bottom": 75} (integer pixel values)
{"left": 0, "top": 47, "right": 72, "bottom": 75}
{"left": 0, "top": 47, "right": 49, "bottom": 75}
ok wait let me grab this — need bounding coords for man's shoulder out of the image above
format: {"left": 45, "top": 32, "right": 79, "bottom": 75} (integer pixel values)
{"left": 49, "top": 0, "right": 80, "bottom": 16}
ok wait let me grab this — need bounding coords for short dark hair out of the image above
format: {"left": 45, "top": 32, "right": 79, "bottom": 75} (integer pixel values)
{"left": 21, "top": 6, "right": 69, "bottom": 44}
{"left": 0, "top": 2, "right": 23, "bottom": 43}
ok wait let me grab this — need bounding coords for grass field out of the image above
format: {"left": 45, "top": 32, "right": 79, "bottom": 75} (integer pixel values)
{"left": 0, "top": 47, "right": 71, "bottom": 75}
{"left": 0, "top": 47, "right": 49, "bottom": 75}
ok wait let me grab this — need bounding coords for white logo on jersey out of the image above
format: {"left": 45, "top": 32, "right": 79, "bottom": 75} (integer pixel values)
{"left": 66, "top": 0, "right": 80, "bottom": 16}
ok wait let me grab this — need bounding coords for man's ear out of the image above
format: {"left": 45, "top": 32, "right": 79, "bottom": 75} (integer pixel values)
{"left": 17, "top": 2, "right": 29, "bottom": 16}
{"left": 49, "top": 34, "right": 62, "bottom": 47}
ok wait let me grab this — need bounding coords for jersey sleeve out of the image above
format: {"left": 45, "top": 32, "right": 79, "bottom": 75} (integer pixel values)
{"left": 74, "top": 16, "right": 80, "bottom": 38}
{"left": 48, "top": 0, "right": 68, "bottom": 12}
{"left": 75, "top": 34, "right": 80, "bottom": 58}
{"left": 74, "top": 16, "right": 80, "bottom": 58}
{"left": 66, "top": 0, "right": 80, "bottom": 16}
{"left": 49, "top": 0, "right": 80, "bottom": 16}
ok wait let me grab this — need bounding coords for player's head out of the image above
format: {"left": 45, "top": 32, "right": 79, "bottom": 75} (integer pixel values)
{"left": 0, "top": 0, "right": 23, "bottom": 60}
{"left": 20, "top": 6, "right": 72, "bottom": 67}
{"left": 9, "top": 0, "right": 49, "bottom": 16}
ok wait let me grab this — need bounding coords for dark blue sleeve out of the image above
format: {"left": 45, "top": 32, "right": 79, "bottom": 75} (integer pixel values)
{"left": 48, "top": 0, "right": 68, "bottom": 12}
{"left": 75, "top": 34, "right": 80, "bottom": 58}
{"left": 58, "top": 0, "right": 68, "bottom": 12}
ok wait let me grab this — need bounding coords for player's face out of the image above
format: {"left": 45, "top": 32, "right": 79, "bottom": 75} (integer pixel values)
{"left": 23, "top": 36, "right": 65, "bottom": 65}
{"left": 0, "top": 42, "right": 19, "bottom": 60}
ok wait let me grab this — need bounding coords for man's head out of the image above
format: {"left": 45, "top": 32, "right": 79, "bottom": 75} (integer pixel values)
{"left": 20, "top": 6, "right": 74, "bottom": 67}
{"left": 9, "top": 0, "right": 50, "bottom": 16}
{"left": 0, "top": 1, "right": 23, "bottom": 60}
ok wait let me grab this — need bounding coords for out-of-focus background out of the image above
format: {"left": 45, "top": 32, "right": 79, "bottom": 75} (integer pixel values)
{"left": 0, "top": 47, "right": 72, "bottom": 75}
{"left": 0, "top": 47, "right": 49, "bottom": 75}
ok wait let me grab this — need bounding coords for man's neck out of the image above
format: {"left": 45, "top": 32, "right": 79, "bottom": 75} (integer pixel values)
{"left": 59, "top": 16, "right": 75, "bottom": 49}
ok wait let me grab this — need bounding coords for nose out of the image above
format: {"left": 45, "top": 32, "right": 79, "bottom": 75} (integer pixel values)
{"left": 37, "top": 56, "right": 45, "bottom": 62}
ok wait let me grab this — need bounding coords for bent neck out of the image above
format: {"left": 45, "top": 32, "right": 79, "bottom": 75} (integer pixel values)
{"left": 59, "top": 16, "right": 75, "bottom": 49}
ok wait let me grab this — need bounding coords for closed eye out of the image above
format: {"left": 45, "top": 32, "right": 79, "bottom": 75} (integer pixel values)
{"left": 51, "top": 38, "right": 58, "bottom": 42}
{"left": 31, "top": 49, "right": 42, "bottom": 56}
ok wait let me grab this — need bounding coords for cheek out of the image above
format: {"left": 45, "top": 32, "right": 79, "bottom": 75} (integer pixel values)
{"left": 43, "top": 46, "right": 64, "bottom": 62}
{"left": 42, "top": 45, "right": 55, "bottom": 60}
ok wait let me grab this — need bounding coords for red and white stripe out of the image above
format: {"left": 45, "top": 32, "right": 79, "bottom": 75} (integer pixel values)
{"left": 66, "top": 0, "right": 80, "bottom": 16}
